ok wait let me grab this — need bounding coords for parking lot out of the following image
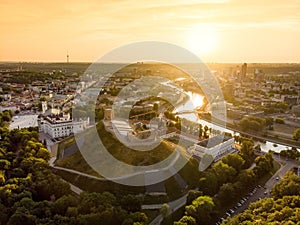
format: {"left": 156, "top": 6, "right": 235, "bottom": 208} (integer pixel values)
{"left": 215, "top": 154, "right": 300, "bottom": 225}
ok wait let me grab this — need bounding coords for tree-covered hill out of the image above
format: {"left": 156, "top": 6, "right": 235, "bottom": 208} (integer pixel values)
{"left": 0, "top": 125, "right": 147, "bottom": 225}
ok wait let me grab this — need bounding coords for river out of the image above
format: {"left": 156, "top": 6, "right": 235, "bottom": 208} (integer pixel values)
{"left": 172, "top": 90, "right": 298, "bottom": 153}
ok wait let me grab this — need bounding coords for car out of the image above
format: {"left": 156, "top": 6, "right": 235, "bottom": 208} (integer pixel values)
{"left": 237, "top": 203, "right": 242, "bottom": 207}
{"left": 226, "top": 212, "right": 231, "bottom": 217}
{"left": 230, "top": 209, "right": 235, "bottom": 214}
{"left": 276, "top": 176, "right": 279, "bottom": 180}
{"left": 264, "top": 191, "right": 268, "bottom": 195}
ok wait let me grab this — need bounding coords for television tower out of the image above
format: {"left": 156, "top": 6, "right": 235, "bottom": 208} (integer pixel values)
{"left": 67, "top": 51, "right": 69, "bottom": 63}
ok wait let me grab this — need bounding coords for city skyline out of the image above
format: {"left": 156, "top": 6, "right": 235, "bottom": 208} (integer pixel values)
{"left": 0, "top": 0, "right": 299, "bottom": 63}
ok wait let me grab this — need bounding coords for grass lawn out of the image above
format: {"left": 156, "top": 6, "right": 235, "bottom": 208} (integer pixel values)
{"left": 95, "top": 121, "right": 174, "bottom": 166}
{"left": 55, "top": 135, "right": 76, "bottom": 164}
{"left": 57, "top": 135, "right": 75, "bottom": 153}
{"left": 54, "top": 120, "right": 202, "bottom": 203}
{"left": 56, "top": 121, "right": 175, "bottom": 174}
{"left": 54, "top": 169, "right": 145, "bottom": 196}
{"left": 55, "top": 150, "right": 101, "bottom": 177}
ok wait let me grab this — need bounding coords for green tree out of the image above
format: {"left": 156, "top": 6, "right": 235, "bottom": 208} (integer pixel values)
{"left": 186, "top": 190, "right": 203, "bottom": 205}
{"left": 212, "top": 161, "right": 237, "bottom": 185}
{"left": 0, "top": 159, "right": 11, "bottom": 170}
{"left": 185, "top": 196, "right": 215, "bottom": 225}
{"left": 36, "top": 148, "right": 51, "bottom": 161}
{"left": 128, "top": 212, "right": 148, "bottom": 224}
{"left": 254, "top": 153, "right": 274, "bottom": 176}
{"left": 120, "top": 194, "right": 141, "bottom": 212}
{"left": 160, "top": 203, "right": 170, "bottom": 218}
{"left": 218, "top": 183, "right": 236, "bottom": 205}
{"left": 237, "top": 169, "right": 256, "bottom": 188}
{"left": 174, "top": 215, "right": 197, "bottom": 225}
{"left": 221, "top": 154, "right": 245, "bottom": 172}
{"left": 292, "top": 128, "right": 300, "bottom": 141}
{"left": 0, "top": 170, "right": 5, "bottom": 185}
{"left": 240, "top": 140, "right": 255, "bottom": 167}
{"left": 7, "top": 209, "right": 36, "bottom": 225}
{"left": 275, "top": 117, "right": 285, "bottom": 124}
{"left": 223, "top": 195, "right": 300, "bottom": 224}
{"left": 52, "top": 195, "right": 78, "bottom": 215}
{"left": 271, "top": 172, "right": 300, "bottom": 199}
{"left": 198, "top": 172, "right": 218, "bottom": 196}
{"left": 153, "top": 103, "right": 159, "bottom": 112}
{"left": 265, "top": 117, "right": 274, "bottom": 127}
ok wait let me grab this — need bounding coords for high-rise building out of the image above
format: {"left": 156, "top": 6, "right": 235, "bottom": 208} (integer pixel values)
{"left": 241, "top": 63, "right": 247, "bottom": 80}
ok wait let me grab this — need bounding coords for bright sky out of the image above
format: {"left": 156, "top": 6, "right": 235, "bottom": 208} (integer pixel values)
{"left": 0, "top": 0, "right": 299, "bottom": 63}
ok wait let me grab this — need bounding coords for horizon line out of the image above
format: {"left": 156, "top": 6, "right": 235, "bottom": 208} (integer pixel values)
{"left": 0, "top": 60, "right": 300, "bottom": 65}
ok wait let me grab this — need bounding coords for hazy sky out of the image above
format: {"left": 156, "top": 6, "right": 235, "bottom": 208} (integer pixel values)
{"left": 0, "top": 0, "right": 299, "bottom": 63}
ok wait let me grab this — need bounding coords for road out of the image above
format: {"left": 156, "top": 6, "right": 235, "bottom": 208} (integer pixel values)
{"left": 230, "top": 154, "right": 300, "bottom": 217}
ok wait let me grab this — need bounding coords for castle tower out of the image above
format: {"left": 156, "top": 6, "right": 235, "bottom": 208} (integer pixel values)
{"left": 41, "top": 101, "right": 48, "bottom": 114}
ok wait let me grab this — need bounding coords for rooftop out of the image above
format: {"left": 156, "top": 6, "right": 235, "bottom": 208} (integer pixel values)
{"left": 196, "top": 135, "right": 232, "bottom": 148}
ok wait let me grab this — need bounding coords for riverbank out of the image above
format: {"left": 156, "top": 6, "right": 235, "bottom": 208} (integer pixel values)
{"left": 200, "top": 115, "right": 300, "bottom": 150}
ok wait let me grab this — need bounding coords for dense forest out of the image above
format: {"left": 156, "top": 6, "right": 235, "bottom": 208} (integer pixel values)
{"left": 0, "top": 113, "right": 147, "bottom": 225}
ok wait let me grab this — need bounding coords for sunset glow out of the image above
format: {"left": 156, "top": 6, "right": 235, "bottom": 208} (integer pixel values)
{"left": 0, "top": 0, "right": 299, "bottom": 62}
{"left": 185, "top": 24, "right": 219, "bottom": 56}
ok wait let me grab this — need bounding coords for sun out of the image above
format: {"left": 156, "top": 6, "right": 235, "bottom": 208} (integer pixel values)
{"left": 185, "top": 24, "right": 219, "bottom": 55}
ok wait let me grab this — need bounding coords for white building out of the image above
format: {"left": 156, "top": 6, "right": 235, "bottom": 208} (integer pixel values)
{"left": 189, "top": 135, "right": 234, "bottom": 160}
{"left": 38, "top": 112, "right": 89, "bottom": 139}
